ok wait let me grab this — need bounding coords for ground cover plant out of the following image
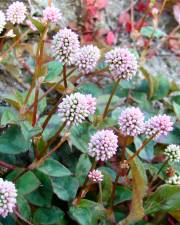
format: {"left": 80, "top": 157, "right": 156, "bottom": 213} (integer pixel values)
{"left": 0, "top": 0, "right": 180, "bottom": 224}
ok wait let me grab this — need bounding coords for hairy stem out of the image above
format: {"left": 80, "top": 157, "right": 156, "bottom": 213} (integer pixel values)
{"left": 42, "top": 96, "right": 63, "bottom": 130}
{"left": 73, "top": 160, "right": 97, "bottom": 205}
{"left": 63, "top": 64, "right": 67, "bottom": 89}
{"left": 102, "top": 78, "right": 120, "bottom": 120}
{"left": 0, "top": 160, "right": 16, "bottom": 170}
{"left": 128, "top": 133, "right": 158, "bottom": 162}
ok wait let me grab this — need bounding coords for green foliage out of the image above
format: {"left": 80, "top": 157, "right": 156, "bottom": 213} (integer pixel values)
{"left": 33, "top": 207, "right": 64, "bottom": 225}
{"left": 16, "top": 171, "right": 40, "bottom": 195}
{"left": 140, "top": 26, "right": 166, "bottom": 38}
{"left": 70, "top": 199, "right": 106, "bottom": 225}
{"left": 52, "top": 176, "right": 79, "bottom": 201}
{"left": 0, "top": 125, "right": 31, "bottom": 154}
{"left": 38, "top": 158, "right": 72, "bottom": 177}
{"left": 75, "top": 154, "right": 92, "bottom": 186}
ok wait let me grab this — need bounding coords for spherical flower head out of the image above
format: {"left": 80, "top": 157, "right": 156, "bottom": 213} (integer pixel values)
{"left": 72, "top": 45, "right": 100, "bottom": 74}
{"left": 105, "top": 48, "right": 138, "bottom": 80}
{"left": 43, "top": 6, "right": 62, "bottom": 24}
{"left": 86, "top": 94, "right": 96, "bottom": 115}
{"left": 52, "top": 28, "right": 80, "bottom": 65}
{"left": 26, "top": 18, "right": 37, "bottom": 31}
{"left": 164, "top": 144, "right": 180, "bottom": 163}
{"left": 145, "top": 114, "right": 173, "bottom": 139}
{"left": 0, "top": 10, "right": 6, "bottom": 34}
{"left": 58, "top": 93, "right": 96, "bottom": 126}
{"left": 88, "top": 169, "right": 103, "bottom": 183}
{"left": 88, "top": 130, "right": 118, "bottom": 161}
{"left": 118, "top": 107, "right": 144, "bottom": 137}
{"left": 6, "top": 1, "right": 27, "bottom": 24}
{"left": 0, "top": 178, "right": 17, "bottom": 218}
{"left": 166, "top": 174, "right": 180, "bottom": 185}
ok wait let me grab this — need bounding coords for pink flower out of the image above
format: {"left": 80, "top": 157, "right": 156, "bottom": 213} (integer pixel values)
{"left": 86, "top": 94, "right": 97, "bottom": 115}
{"left": 43, "top": 6, "right": 62, "bottom": 24}
{"left": 72, "top": 44, "right": 100, "bottom": 74}
{"left": 118, "top": 107, "right": 144, "bottom": 137}
{"left": 0, "top": 10, "right": 6, "bottom": 34}
{"left": 0, "top": 178, "right": 17, "bottom": 218}
{"left": 52, "top": 28, "right": 80, "bottom": 65}
{"left": 6, "top": 1, "right": 27, "bottom": 24}
{"left": 145, "top": 114, "right": 173, "bottom": 138}
{"left": 106, "top": 31, "right": 116, "bottom": 45}
{"left": 105, "top": 48, "right": 138, "bottom": 80}
{"left": 88, "top": 169, "right": 103, "bottom": 183}
{"left": 88, "top": 130, "right": 118, "bottom": 161}
{"left": 58, "top": 93, "right": 96, "bottom": 126}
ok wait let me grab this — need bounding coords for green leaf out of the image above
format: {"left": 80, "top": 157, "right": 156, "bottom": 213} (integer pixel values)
{"left": 0, "top": 215, "right": 17, "bottom": 225}
{"left": 44, "top": 61, "right": 63, "bottom": 82}
{"left": 33, "top": 206, "right": 64, "bottom": 225}
{"left": 17, "top": 196, "right": 32, "bottom": 220}
{"left": 70, "top": 199, "right": 106, "bottom": 225}
{"left": 173, "top": 102, "right": 180, "bottom": 119}
{"left": 16, "top": 171, "right": 40, "bottom": 195}
{"left": 27, "top": 16, "right": 45, "bottom": 33}
{"left": 97, "top": 94, "right": 120, "bottom": 113}
{"left": 145, "top": 184, "right": 180, "bottom": 214}
{"left": 1, "top": 110, "right": 19, "bottom": 126}
{"left": 70, "top": 207, "right": 91, "bottom": 225}
{"left": 0, "top": 125, "right": 31, "bottom": 154}
{"left": 52, "top": 176, "right": 79, "bottom": 201}
{"left": 101, "top": 171, "right": 112, "bottom": 204}
{"left": 20, "top": 121, "right": 42, "bottom": 140}
{"left": 38, "top": 158, "right": 71, "bottom": 177}
{"left": 134, "top": 137, "right": 155, "bottom": 161}
{"left": 27, "top": 171, "right": 53, "bottom": 207}
{"left": 140, "top": 26, "right": 166, "bottom": 38}
{"left": 114, "top": 186, "right": 132, "bottom": 205}
{"left": 77, "top": 82, "right": 103, "bottom": 97}
{"left": 42, "top": 115, "right": 63, "bottom": 141}
{"left": 75, "top": 154, "right": 91, "bottom": 186}
{"left": 152, "top": 74, "right": 170, "bottom": 100}
{"left": 158, "top": 126, "right": 180, "bottom": 144}
{"left": 70, "top": 122, "right": 96, "bottom": 153}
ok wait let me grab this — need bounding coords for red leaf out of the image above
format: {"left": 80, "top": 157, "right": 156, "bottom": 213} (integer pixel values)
{"left": 118, "top": 12, "right": 130, "bottom": 25}
{"left": 106, "top": 31, "right": 116, "bottom": 45}
{"left": 125, "top": 21, "right": 132, "bottom": 33}
{"left": 136, "top": 0, "right": 150, "bottom": 13}
{"left": 85, "top": 0, "right": 107, "bottom": 10}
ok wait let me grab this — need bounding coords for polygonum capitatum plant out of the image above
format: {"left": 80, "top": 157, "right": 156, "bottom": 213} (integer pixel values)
{"left": 0, "top": 1, "right": 179, "bottom": 225}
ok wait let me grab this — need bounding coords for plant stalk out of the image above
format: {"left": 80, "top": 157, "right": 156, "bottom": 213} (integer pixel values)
{"left": 102, "top": 78, "right": 120, "bottom": 120}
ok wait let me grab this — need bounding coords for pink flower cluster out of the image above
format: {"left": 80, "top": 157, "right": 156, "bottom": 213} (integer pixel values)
{"left": 72, "top": 45, "right": 100, "bottom": 74}
{"left": 0, "top": 10, "right": 6, "bottom": 34}
{"left": 52, "top": 28, "right": 80, "bottom": 65}
{"left": 145, "top": 114, "right": 173, "bottom": 139}
{"left": 6, "top": 1, "right": 27, "bottom": 24}
{"left": 105, "top": 48, "right": 138, "bottom": 80}
{"left": 0, "top": 178, "right": 17, "bottom": 218}
{"left": 43, "top": 6, "right": 62, "bottom": 24}
{"left": 88, "top": 130, "right": 118, "bottom": 161}
{"left": 118, "top": 107, "right": 144, "bottom": 137}
{"left": 88, "top": 169, "right": 103, "bottom": 183}
{"left": 58, "top": 93, "right": 96, "bottom": 126}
